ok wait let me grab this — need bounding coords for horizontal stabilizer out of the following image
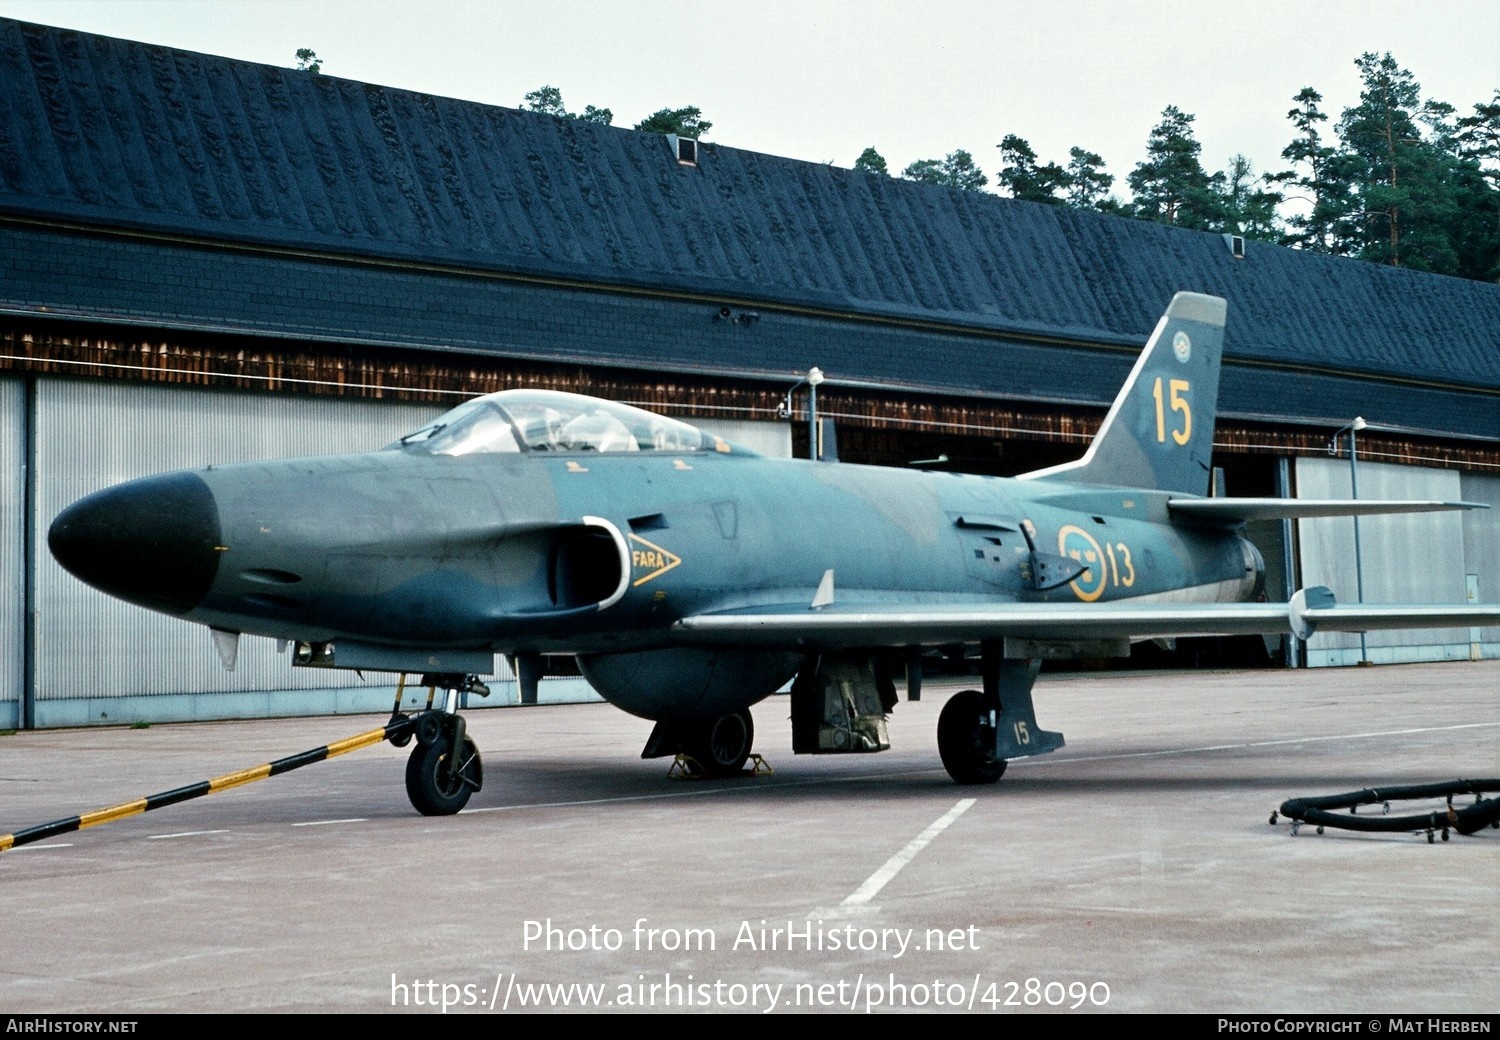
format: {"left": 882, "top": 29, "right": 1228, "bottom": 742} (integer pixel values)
{"left": 1290, "top": 586, "right": 1499, "bottom": 640}
{"left": 1169, "top": 498, "right": 1488, "bottom": 522}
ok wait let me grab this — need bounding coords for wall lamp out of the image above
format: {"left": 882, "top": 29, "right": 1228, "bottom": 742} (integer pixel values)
{"left": 777, "top": 367, "right": 826, "bottom": 460}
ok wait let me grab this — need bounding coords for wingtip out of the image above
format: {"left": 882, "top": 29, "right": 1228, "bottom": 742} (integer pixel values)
{"left": 1289, "top": 586, "right": 1336, "bottom": 641}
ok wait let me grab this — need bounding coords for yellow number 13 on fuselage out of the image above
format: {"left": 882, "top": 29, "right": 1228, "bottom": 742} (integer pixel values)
{"left": 1151, "top": 377, "right": 1191, "bottom": 446}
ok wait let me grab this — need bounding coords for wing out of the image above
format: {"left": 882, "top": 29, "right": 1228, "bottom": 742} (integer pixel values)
{"left": 1168, "top": 498, "right": 1487, "bottom": 521}
{"left": 671, "top": 587, "right": 1500, "bottom": 650}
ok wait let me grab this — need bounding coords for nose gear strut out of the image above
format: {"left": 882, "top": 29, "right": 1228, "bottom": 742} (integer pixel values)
{"left": 387, "top": 673, "right": 489, "bottom": 815}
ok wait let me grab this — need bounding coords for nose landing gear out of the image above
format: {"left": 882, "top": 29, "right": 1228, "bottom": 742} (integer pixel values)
{"left": 405, "top": 723, "right": 484, "bottom": 816}
{"left": 388, "top": 673, "right": 489, "bottom": 815}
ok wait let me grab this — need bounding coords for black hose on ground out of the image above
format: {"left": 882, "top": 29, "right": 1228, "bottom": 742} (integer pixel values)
{"left": 1273, "top": 779, "right": 1500, "bottom": 841}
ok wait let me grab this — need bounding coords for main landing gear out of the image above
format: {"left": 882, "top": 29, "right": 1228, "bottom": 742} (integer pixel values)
{"left": 684, "top": 709, "right": 755, "bottom": 777}
{"left": 641, "top": 708, "right": 757, "bottom": 778}
{"left": 938, "top": 689, "right": 1007, "bottom": 784}
{"left": 388, "top": 673, "right": 489, "bottom": 815}
{"left": 937, "top": 643, "right": 1065, "bottom": 786}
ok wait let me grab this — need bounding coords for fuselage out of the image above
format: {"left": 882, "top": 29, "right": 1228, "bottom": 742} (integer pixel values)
{"left": 44, "top": 304, "right": 1267, "bottom": 732}
{"left": 50, "top": 431, "right": 1263, "bottom": 658}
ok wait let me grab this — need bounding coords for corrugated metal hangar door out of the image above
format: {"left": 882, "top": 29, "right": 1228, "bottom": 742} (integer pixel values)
{"left": 1296, "top": 456, "right": 1497, "bottom": 666}
{"left": 28, "top": 379, "right": 443, "bottom": 727}
{"left": 1, "top": 377, "right": 23, "bottom": 728}
{"left": 13, "top": 378, "right": 784, "bottom": 727}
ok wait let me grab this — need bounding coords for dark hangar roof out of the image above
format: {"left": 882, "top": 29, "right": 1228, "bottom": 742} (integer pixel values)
{"left": 2, "top": 18, "right": 1497, "bottom": 419}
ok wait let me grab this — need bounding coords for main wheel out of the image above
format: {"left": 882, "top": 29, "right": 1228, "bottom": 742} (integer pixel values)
{"left": 937, "top": 689, "right": 1006, "bottom": 785}
{"left": 405, "top": 736, "right": 483, "bottom": 815}
{"left": 684, "top": 709, "right": 754, "bottom": 778}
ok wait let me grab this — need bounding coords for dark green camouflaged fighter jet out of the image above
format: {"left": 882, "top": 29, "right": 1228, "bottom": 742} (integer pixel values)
{"left": 50, "top": 293, "right": 1497, "bottom": 814}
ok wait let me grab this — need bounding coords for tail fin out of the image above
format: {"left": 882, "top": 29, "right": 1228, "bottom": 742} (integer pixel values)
{"left": 1020, "top": 292, "right": 1225, "bottom": 495}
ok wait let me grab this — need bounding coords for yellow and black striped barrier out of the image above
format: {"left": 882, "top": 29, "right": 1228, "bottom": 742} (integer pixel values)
{"left": 0, "top": 715, "right": 416, "bottom": 852}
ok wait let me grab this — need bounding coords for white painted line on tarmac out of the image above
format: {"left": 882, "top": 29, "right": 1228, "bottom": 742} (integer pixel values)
{"left": 842, "top": 798, "right": 976, "bottom": 906}
{"left": 147, "top": 829, "right": 230, "bottom": 840}
{"left": 462, "top": 721, "right": 1500, "bottom": 816}
{"left": 291, "top": 817, "right": 369, "bottom": 827}
{"left": 11, "top": 843, "right": 73, "bottom": 850}
{"left": 1013, "top": 720, "right": 1500, "bottom": 768}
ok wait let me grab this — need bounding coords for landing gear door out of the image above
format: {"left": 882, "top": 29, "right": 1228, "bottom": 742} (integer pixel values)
{"left": 791, "top": 657, "right": 892, "bottom": 754}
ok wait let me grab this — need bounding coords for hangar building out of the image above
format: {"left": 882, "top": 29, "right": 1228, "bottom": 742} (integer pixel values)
{"left": 1, "top": 18, "right": 1496, "bottom": 727}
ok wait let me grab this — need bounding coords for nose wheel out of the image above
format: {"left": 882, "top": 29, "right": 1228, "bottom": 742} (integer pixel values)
{"left": 403, "top": 710, "right": 484, "bottom": 815}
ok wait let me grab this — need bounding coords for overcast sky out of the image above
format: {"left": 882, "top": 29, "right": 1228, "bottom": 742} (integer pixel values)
{"left": 2, "top": 0, "right": 1496, "bottom": 199}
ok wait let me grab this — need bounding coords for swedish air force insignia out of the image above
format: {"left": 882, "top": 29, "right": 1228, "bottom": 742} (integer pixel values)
{"left": 628, "top": 533, "right": 681, "bottom": 587}
{"left": 1057, "top": 525, "right": 1106, "bottom": 602}
{"left": 1172, "top": 331, "right": 1192, "bottom": 363}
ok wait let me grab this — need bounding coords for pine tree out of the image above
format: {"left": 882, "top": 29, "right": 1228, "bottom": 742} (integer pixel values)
{"left": 1336, "top": 53, "right": 1456, "bottom": 271}
{"left": 1064, "top": 148, "right": 1115, "bottom": 210}
{"left": 853, "top": 147, "right": 889, "bottom": 175}
{"left": 634, "top": 107, "right": 711, "bottom": 138}
{"left": 1127, "top": 106, "right": 1222, "bottom": 229}
{"left": 996, "top": 135, "right": 1067, "bottom": 204}
{"left": 901, "top": 150, "right": 988, "bottom": 192}
{"left": 1455, "top": 92, "right": 1500, "bottom": 280}
{"left": 1216, "top": 155, "right": 1283, "bottom": 240}
{"left": 1274, "top": 88, "right": 1353, "bottom": 253}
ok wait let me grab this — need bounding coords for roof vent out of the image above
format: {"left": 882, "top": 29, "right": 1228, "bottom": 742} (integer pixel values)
{"left": 667, "top": 134, "right": 698, "bottom": 166}
{"left": 1223, "top": 233, "right": 1246, "bottom": 260}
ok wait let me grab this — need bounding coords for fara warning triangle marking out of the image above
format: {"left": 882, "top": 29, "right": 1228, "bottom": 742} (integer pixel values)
{"left": 628, "top": 533, "right": 681, "bottom": 587}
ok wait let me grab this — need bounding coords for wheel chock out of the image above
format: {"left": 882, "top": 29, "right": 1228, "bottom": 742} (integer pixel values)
{"left": 667, "top": 753, "right": 773, "bottom": 780}
{"left": 667, "top": 754, "right": 705, "bottom": 780}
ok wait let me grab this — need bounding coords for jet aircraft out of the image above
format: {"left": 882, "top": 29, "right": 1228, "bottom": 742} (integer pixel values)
{"left": 48, "top": 293, "right": 1497, "bottom": 815}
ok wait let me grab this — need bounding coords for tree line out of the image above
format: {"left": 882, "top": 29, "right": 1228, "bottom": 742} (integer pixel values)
{"left": 864, "top": 54, "right": 1498, "bottom": 283}
{"left": 519, "top": 85, "right": 712, "bottom": 141}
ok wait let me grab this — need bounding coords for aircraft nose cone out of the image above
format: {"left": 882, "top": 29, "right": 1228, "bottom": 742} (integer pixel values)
{"left": 48, "top": 472, "right": 223, "bottom": 615}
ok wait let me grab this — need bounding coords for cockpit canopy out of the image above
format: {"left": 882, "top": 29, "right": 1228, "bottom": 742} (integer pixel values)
{"left": 398, "top": 390, "right": 726, "bottom": 457}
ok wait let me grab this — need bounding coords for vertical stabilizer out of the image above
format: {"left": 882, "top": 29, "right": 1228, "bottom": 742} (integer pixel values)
{"left": 1020, "top": 292, "right": 1225, "bottom": 495}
